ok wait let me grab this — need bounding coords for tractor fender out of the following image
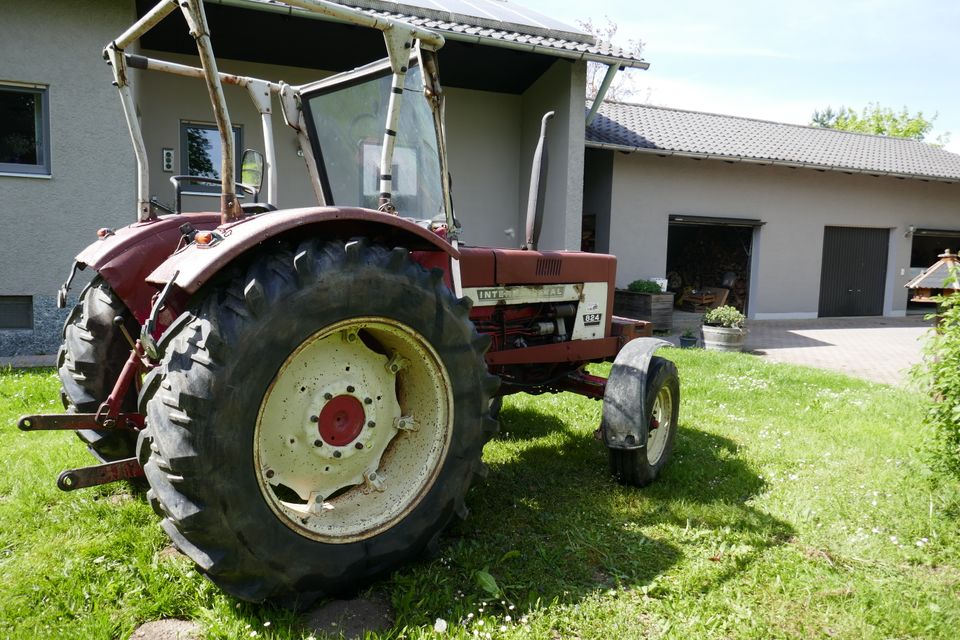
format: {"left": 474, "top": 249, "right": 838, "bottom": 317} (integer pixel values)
{"left": 146, "top": 206, "right": 459, "bottom": 295}
{"left": 601, "top": 337, "right": 673, "bottom": 450}
{"left": 73, "top": 213, "right": 222, "bottom": 322}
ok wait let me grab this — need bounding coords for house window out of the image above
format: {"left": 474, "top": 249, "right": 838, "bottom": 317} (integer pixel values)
{"left": 179, "top": 121, "right": 242, "bottom": 194}
{"left": 0, "top": 296, "right": 33, "bottom": 330}
{"left": 0, "top": 84, "right": 50, "bottom": 175}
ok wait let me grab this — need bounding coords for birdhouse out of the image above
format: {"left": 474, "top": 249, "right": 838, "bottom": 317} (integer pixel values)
{"left": 905, "top": 249, "right": 960, "bottom": 302}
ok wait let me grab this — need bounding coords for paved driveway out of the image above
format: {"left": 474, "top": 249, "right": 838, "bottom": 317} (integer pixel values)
{"left": 669, "top": 312, "right": 933, "bottom": 386}
{"left": 743, "top": 316, "right": 932, "bottom": 386}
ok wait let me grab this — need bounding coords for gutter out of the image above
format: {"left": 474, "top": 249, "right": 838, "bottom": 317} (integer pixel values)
{"left": 585, "top": 141, "right": 960, "bottom": 185}
{"left": 215, "top": 0, "right": 649, "bottom": 69}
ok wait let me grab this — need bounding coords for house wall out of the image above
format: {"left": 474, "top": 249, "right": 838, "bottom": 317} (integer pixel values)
{"left": 0, "top": 15, "right": 579, "bottom": 355}
{"left": 608, "top": 152, "right": 960, "bottom": 318}
{"left": 519, "top": 60, "right": 586, "bottom": 251}
{"left": 0, "top": 0, "right": 136, "bottom": 356}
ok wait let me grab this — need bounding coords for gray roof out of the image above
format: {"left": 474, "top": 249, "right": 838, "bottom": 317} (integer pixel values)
{"left": 234, "top": 1, "right": 648, "bottom": 69}
{"left": 344, "top": 1, "right": 647, "bottom": 68}
{"left": 587, "top": 101, "right": 960, "bottom": 183}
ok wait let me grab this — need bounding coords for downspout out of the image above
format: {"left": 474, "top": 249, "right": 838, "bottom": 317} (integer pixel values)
{"left": 585, "top": 64, "right": 620, "bottom": 126}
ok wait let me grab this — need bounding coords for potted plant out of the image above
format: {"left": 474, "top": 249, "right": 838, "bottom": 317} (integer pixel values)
{"left": 701, "top": 305, "right": 747, "bottom": 352}
{"left": 613, "top": 279, "right": 674, "bottom": 332}
{"left": 679, "top": 328, "right": 698, "bottom": 348}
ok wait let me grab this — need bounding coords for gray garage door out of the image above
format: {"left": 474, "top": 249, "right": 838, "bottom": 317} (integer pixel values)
{"left": 818, "top": 226, "right": 889, "bottom": 317}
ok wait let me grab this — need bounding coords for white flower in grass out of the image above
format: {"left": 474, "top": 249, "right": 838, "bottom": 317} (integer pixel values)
{"left": 434, "top": 618, "right": 448, "bottom": 633}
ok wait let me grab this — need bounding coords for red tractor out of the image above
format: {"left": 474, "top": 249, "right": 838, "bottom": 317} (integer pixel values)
{"left": 19, "top": 0, "right": 680, "bottom": 604}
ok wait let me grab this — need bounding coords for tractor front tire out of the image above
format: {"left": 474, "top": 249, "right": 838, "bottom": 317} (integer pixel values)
{"left": 608, "top": 356, "right": 680, "bottom": 487}
{"left": 139, "top": 239, "right": 498, "bottom": 603}
{"left": 58, "top": 276, "right": 139, "bottom": 461}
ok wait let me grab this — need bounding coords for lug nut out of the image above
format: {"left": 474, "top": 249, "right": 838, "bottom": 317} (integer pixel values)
{"left": 333, "top": 450, "right": 342, "bottom": 458}
{"left": 355, "top": 442, "right": 364, "bottom": 450}
{"left": 324, "top": 392, "right": 333, "bottom": 401}
{"left": 367, "top": 421, "right": 376, "bottom": 428}
{"left": 314, "top": 439, "right": 322, "bottom": 447}
{"left": 310, "top": 415, "right": 319, "bottom": 423}
{"left": 265, "top": 469, "right": 275, "bottom": 479}
{"left": 347, "top": 385, "right": 355, "bottom": 393}
{"left": 364, "top": 397, "right": 372, "bottom": 405}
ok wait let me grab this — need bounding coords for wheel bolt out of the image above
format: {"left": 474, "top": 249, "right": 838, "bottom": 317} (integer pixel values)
{"left": 324, "top": 392, "right": 333, "bottom": 401}
{"left": 314, "top": 439, "right": 322, "bottom": 447}
{"left": 310, "top": 415, "right": 319, "bottom": 423}
{"left": 333, "top": 450, "right": 342, "bottom": 458}
{"left": 347, "top": 385, "right": 355, "bottom": 393}
{"left": 355, "top": 442, "right": 364, "bottom": 450}
{"left": 265, "top": 469, "right": 275, "bottom": 479}
{"left": 364, "top": 397, "right": 372, "bottom": 405}
{"left": 367, "top": 420, "right": 376, "bottom": 428}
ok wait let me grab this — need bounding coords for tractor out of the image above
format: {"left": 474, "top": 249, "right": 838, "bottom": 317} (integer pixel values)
{"left": 17, "top": 0, "right": 680, "bottom": 604}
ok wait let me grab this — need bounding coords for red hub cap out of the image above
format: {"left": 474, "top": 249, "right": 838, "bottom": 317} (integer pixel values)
{"left": 318, "top": 395, "right": 365, "bottom": 446}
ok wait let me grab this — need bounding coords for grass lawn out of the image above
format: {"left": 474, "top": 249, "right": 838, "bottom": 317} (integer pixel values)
{"left": 1, "top": 349, "right": 958, "bottom": 639}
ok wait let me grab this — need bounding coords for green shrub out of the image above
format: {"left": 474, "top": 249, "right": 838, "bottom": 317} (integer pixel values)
{"left": 626, "top": 279, "right": 664, "bottom": 294}
{"left": 703, "top": 305, "right": 745, "bottom": 329}
{"left": 914, "top": 271, "right": 960, "bottom": 478}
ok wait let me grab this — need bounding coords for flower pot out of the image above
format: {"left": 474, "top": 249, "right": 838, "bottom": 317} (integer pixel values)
{"left": 701, "top": 324, "right": 746, "bottom": 352}
{"left": 613, "top": 290, "right": 674, "bottom": 332}
{"left": 678, "top": 335, "right": 698, "bottom": 349}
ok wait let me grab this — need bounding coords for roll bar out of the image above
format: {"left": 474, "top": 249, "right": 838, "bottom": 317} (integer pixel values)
{"left": 105, "top": 0, "right": 445, "bottom": 224}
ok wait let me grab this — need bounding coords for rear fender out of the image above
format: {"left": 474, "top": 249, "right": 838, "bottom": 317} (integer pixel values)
{"left": 601, "top": 337, "right": 673, "bottom": 450}
{"left": 146, "top": 206, "right": 459, "bottom": 296}
{"left": 73, "top": 213, "right": 221, "bottom": 322}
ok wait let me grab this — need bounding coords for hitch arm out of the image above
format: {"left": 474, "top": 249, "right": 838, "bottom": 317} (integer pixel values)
{"left": 18, "top": 413, "right": 144, "bottom": 432}
{"left": 57, "top": 458, "right": 145, "bottom": 491}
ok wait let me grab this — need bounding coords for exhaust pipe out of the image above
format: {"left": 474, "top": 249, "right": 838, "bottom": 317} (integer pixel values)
{"left": 523, "top": 111, "right": 555, "bottom": 251}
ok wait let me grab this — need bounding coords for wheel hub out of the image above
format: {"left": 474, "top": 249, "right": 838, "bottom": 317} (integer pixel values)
{"left": 318, "top": 395, "right": 365, "bottom": 446}
{"left": 254, "top": 318, "right": 453, "bottom": 543}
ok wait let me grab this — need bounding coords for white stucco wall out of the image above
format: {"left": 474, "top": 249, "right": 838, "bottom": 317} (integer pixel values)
{"left": 0, "top": 0, "right": 136, "bottom": 294}
{"left": 444, "top": 87, "right": 522, "bottom": 248}
{"left": 608, "top": 152, "right": 960, "bottom": 317}
{"left": 0, "top": 0, "right": 136, "bottom": 354}
{"left": 519, "top": 60, "right": 586, "bottom": 251}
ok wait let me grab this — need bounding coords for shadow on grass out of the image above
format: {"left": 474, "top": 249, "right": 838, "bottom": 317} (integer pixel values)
{"left": 382, "top": 402, "right": 795, "bottom": 626}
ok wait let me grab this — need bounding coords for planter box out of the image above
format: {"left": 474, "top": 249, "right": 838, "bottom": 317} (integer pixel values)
{"left": 613, "top": 290, "right": 674, "bottom": 332}
{"left": 701, "top": 324, "right": 747, "bottom": 352}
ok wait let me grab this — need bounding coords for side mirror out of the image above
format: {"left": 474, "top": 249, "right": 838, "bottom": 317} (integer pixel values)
{"left": 240, "top": 149, "right": 264, "bottom": 200}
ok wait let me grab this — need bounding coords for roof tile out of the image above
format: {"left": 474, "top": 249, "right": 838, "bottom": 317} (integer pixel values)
{"left": 587, "top": 102, "right": 960, "bottom": 182}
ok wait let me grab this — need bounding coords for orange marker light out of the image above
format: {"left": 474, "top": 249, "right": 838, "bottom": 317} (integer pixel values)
{"left": 195, "top": 231, "right": 214, "bottom": 245}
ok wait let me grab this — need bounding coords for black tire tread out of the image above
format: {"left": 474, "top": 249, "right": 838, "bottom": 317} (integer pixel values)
{"left": 140, "top": 239, "right": 498, "bottom": 603}
{"left": 58, "top": 276, "right": 139, "bottom": 461}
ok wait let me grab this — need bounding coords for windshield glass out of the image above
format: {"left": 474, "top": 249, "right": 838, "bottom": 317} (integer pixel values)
{"left": 305, "top": 65, "right": 443, "bottom": 218}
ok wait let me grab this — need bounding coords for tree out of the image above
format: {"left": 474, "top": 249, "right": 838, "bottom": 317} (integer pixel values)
{"left": 577, "top": 17, "right": 646, "bottom": 102}
{"left": 811, "top": 103, "right": 946, "bottom": 143}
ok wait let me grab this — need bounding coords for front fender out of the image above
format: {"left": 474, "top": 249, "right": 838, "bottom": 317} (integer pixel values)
{"left": 146, "top": 206, "right": 459, "bottom": 295}
{"left": 601, "top": 337, "right": 673, "bottom": 450}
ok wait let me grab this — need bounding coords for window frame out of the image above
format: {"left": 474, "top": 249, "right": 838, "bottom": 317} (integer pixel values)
{"left": 0, "top": 296, "right": 34, "bottom": 330}
{"left": 0, "top": 82, "right": 51, "bottom": 177}
{"left": 178, "top": 120, "right": 242, "bottom": 196}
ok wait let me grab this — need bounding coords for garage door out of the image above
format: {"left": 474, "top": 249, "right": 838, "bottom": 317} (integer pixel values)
{"left": 818, "top": 226, "right": 889, "bottom": 317}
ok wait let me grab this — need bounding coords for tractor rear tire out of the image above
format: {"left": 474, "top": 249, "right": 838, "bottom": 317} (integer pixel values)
{"left": 608, "top": 356, "right": 680, "bottom": 487}
{"left": 58, "top": 276, "right": 139, "bottom": 462}
{"left": 138, "top": 239, "right": 498, "bottom": 603}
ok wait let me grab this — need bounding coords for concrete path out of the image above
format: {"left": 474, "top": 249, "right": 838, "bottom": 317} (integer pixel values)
{"left": 670, "top": 313, "right": 933, "bottom": 386}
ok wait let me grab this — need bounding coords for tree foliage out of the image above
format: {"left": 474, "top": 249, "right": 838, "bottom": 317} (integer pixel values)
{"left": 811, "top": 103, "right": 941, "bottom": 142}
{"left": 913, "top": 271, "right": 960, "bottom": 479}
{"left": 577, "top": 17, "right": 646, "bottom": 102}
